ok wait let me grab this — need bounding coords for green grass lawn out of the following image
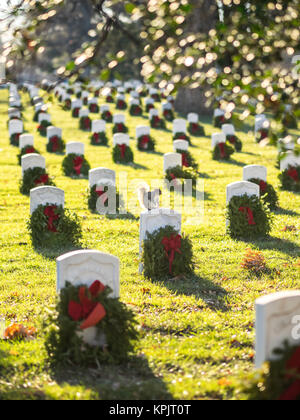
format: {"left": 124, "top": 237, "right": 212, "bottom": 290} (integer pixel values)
{"left": 0, "top": 88, "right": 299, "bottom": 400}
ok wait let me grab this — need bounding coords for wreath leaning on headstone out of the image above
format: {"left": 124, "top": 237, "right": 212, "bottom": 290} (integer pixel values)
{"left": 43, "top": 281, "right": 138, "bottom": 366}
{"left": 212, "top": 143, "right": 235, "bottom": 161}
{"left": 226, "top": 194, "right": 272, "bottom": 239}
{"left": 142, "top": 225, "right": 195, "bottom": 280}
{"left": 241, "top": 342, "right": 300, "bottom": 401}
{"left": 163, "top": 109, "right": 174, "bottom": 122}
{"left": 101, "top": 110, "right": 113, "bottom": 122}
{"left": 165, "top": 165, "right": 198, "bottom": 184}
{"left": 173, "top": 132, "right": 191, "bottom": 143}
{"left": 87, "top": 184, "right": 122, "bottom": 214}
{"left": 188, "top": 122, "right": 205, "bottom": 137}
{"left": 129, "top": 104, "right": 143, "bottom": 116}
{"left": 248, "top": 178, "right": 279, "bottom": 210}
{"left": 226, "top": 135, "right": 243, "bottom": 152}
{"left": 37, "top": 121, "right": 51, "bottom": 136}
{"left": 79, "top": 116, "right": 92, "bottom": 131}
{"left": 112, "top": 144, "right": 134, "bottom": 164}
{"left": 112, "top": 123, "right": 129, "bottom": 134}
{"left": 28, "top": 204, "right": 82, "bottom": 249}
{"left": 176, "top": 149, "right": 198, "bottom": 171}
{"left": 62, "top": 154, "right": 91, "bottom": 178}
{"left": 20, "top": 167, "right": 55, "bottom": 195}
{"left": 137, "top": 134, "right": 155, "bottom": 152}
{"left": 47, "top": 136, "right": 65, "bottom": 154}
{"left": 18, "top": 146, "right": 40, "bottom": 165}
{"left": 279, "top": 165, "right": 300, "bottom": 192}
{"left": 90, "top": 132, "right": 108, "bottom": 146}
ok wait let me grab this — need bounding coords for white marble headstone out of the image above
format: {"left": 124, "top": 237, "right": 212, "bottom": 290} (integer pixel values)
{"left": 187, "top": 113, "right": 199, "bottom": 124}
{"left": 19, "top": 134, "right": 34, "bottom": 149}
{"left": 113, "top": 114, "right": 125, "bottom": 124}
{"left": 173, "top": 119, "right": 187, "bottom": 135}
{"left": 100, "top": 105, "right": 109, "bottom": 113}
{"left": 149, "top": 108, "right": 159, "bottom": 118}
{"left": 163, "top": 153, "right": 182, "bottom": 172}
{"left": 21, "top": 153, "right": 45, "bottom": 176}
{"left": 47, "top": 126, "right": 62, "bottom": 139}
{"left": 9, "top": 120, "right": 23, "bottom": 136}
{"left": 30, "top": 186, "right": 64, "bottom": 214}
{"left": 66, "top": 142, "right": 85, "bottom": 156}
{"left": 38, "top": 113, "right": 51, "bottom": 123}
{"left": 173, "top": 140, "right": 189, "bottom": 152}
{"left": 89, "top": 168, "right": 116, "bottom": 188}
{"left": 92, "top": 120, "right": 106, "bottom": 133}
{"left": 243, "top": 165, "right": 267, "bottom": 182}
{"left": 222, "top": 124, "right": 235, "bottom": 136}
{"left": 255, "top": 291, "right": 300, "bottom": 368}
{"left": 280, "top": 152, "right": 300, "bottom": 171}
{"left": 71, "top": 99, "right": 83, "bottom": 109}
{"left": 136, "top": 126, "right": 150, "bottom": 138}
{"left": 79, "top": 109, "right": 89, "bottom": 118}
{"left": 113, "top": 134, "right": 130, "bottom": 147}
{"left": 226, "top": 181, "right": 260, "bottom": 204}
{"left": 212, "top": 132, "right": 226, "bottom": 149}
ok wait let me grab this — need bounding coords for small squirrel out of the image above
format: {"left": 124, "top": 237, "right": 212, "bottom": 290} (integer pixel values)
{"left": 138, "top": 183, "right": 162, "bottom": 211}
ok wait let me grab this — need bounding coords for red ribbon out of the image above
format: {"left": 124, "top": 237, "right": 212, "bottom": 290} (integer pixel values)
{"left": 25, "top": 146, "right": 35, "bottom": 154}
{"left": 73, "top": 156, "right": 84, "bottom": 175}
{"left": 44, "top": 205, "right": 59, "bottom": 232}
{"left": 34, "top": 174, "right": 49, "bottom": 186}
{"left": 118, "top": 144, "right": 127, "bottom": 159}
{"left": 84, "top": 117, "right": 90, "bottom": 129}
{"left": 218, "top": 142, "right": 226, "bottom": 159}
{"left": 287, "top": 167, "right": 299, "bottom": 182}
{"left": 191, "top": 123, "right": 198, "bottom": 133}
{"left": 279, "top": 347, "right": 300, "bottom": 400}
{"left": 182, "top": 153, "right": 189, "bottom": 167}
{"left": 239, "top": 207, "right": 256, "bottom": 225}
{"left": 140, "top": 135, "right": 150, "bottom": 149}
{"left": 228, "top": 135, "right": 236, "bottom": 145}
{"left": 161, "top": 234, "right": 182, "bottom": 274}
{"left": 259, "top": 180, "right": 267, "bottom": 194}
{"left": 93, "top": 133, "right": 100, "bottom": 144}
{"left": 260, "top": 129, "right": 269, "bottom": 140}
{"left": 96, "top": 186, "right": 108, "bottom": 205}
{"left": 50, "top": 136, "right": 59, "bottom": 152}
{"left": 73, "top": 108, "right": 80, "bottom": 117}
{"left": 68, "top": 280, "right": 106, "bottom": 330}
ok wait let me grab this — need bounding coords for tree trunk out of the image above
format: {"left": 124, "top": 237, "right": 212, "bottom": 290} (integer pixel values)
{"left": 175, "top": 0, "right": 218, "bottom": 116}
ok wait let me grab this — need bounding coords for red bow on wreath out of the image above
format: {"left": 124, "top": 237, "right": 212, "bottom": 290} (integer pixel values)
{"left": 279, "top": 346, "right": 300, "bottom": 401}
{"left": 117, "top": 123, "right": 124, "bottom": 132}
{"left": 287, "top": 167, "right": 299, "bottom": 182}
{"left": 68, "top": 280, "right": 107, "bottom": 330}
{"left": 191, "top": 123, "right": 198, "bottom": 133}
{"left": 239, "top": 206, "right": 256, "bottom": 226}
{"left": 84, "top": 118, "right": 90, "bottom": 129}
{"left": 218, "top": 142, "right": 226, "bottom": 159}
{"left": 73, "top": 156, "right": 84, "bottom": 175}
{"left": 140, "top": 136, "right": 150, "bottom": 149}
{"left": 34, "top": 174, "right": 49, "bottom": 186}
{"left": 118, "top": 144, "right": 127, "bottom": 159}
{"left": 96, "top": 186, "right": 108, "bottom": 204}
{"left": 260, "top": 129, "right": 269, "bottom": 140}
{"left": 50, "top": 136, "right": 59, "bottom": 152}
{"left": 228, "top": 135, "right": 236, "bottom": 145}
{"left": 182, "top": 153, "right": 189, "bottom": 167}
{"left": 44, "top": 205, "right": 59, "bottom": 232}
{"left": 259, "top": 180, "right": 268, "bottom": 194}
{"left": 93, "top": 133, "right": 100, "bottom": 144}
{"left": 162, "top": 234, "right": 182, "bottom": 274}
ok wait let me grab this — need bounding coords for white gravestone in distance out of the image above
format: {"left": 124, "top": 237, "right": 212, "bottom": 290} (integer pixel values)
{"left": 30, "top": 186, "right": 65, "bottom": 214}
{"left": 9, "top": 120, "right": 23, "bottom": 136}
{"left": 188, "top": 113, "right": 199, "bottom": 124}
{"left": 212, "top": 132, "right": 226, "bottom": 149}
{"left": 226, "top": 181, "right": 260, "bottom": 204}
{"left": 71, "top": 99, "right": 83, "bottom": 110}
{"left": 255, "top": 291, "right": 300, "bottom": 368}
{"left": 79, "top": 109, "right": 89, "bottom": 118}
{"left": 66, "top": 142, "right": 85, "bottom": 156}
{"left": 149, "top": 108, "right": 159, "bottom": 118}
{"left": 113, "top": 134, "right": 130, "bottom": 147}
{"left": 56, "top": 250, "right": 120, "bottom": 346}
{"left": 280, "top": 151, "right": 300, "bottom": 171}
{"left": 139, "top": 209, "right": 182, "bottom": 272}
{"left": 38, "top": 113, "right": 51, "bottom": 123}
{"left": 214, "top": 108, "right": 225, "bottom": 118}
{"left": 222, "top": 124, "right": 235, "bottom": 136}
{"left": 173, "top": 119, "right": 187, "bottom": 135}
{"left": 243, "top": 165, "right": 267, "bottom": 182}
{"left": 92, "top": 120, "right": 106, "bottom": 133}
{"left": 100, "top": 105, "right": 109, "bottom": 113}
{"left": 173, "top": 140, "right": 189, "bottom": 152}
{"left": 89, "top": 168, "right": 116, "bottom": 188}
{"left": 47, "top": 127, "right": 62, "bottom": 140}
{"left": 163, "top": 153, "right": 182, "bottom": 172}
{"left": 19, "top": 134, "right": 34, "bottom": 149}
{"left": 145, "top": 98, "right": 154, "bottom": 106}
{"left": 113, "top": 114, "right": 125, "bottom": 124}
{"left": 21, "top": 154, "right": 45, "bottom": 176}
{"left": 136, "top": 126, "right": 150, "bottom": 138}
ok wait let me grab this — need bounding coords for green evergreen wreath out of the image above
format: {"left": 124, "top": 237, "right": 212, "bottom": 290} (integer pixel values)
{"left": 226, "top": 135, "right": 243, "bottom": 152}
{"left": 72, "top": 108, "right": 80, "bottom": 118}
{"left": 213, "top": 115, "right": 226, "bottom": 128}
{"left": 188, "top": 123, "right": 205, "bottom": 136}
{"left": 28, "top": 204, "right": 82, "bottom": 249}
{"left": 248, "top": 178, "right": 279, "bottom": 210}
{"left": 151, "top": 93, "right": 161, "bottom": 102}
{"left": 279, "top": 166, "right": 300, "bottom": 192}
{"left": 79, "top": 116, "right": 92, "bottom": 131}
{"left": 137, "top": 135, "right": 155, "bottom": 152}
{"left": 46, "top": 136, "right": 65, "bottom": 154}
{"left": 112, "top": 145, "right": 134, "bottom": 164}
{"left": 112, "top": 123, "right": 128, "bottom": 134}
{"left": 33, "top": 110, "right": 43, "bottom": 122}
{"left": 173, "top": 132, "right": 191, "bottom": 143}
{"left": 150, "top": 116, "right": 166, "bottom": 129}
{"left": 212, "top": 143, "right": 235, "bottom": 161}
{"left": 64, "top": 99, "right": 72, "bottom": 111}
{"left": 227, "top": 194, "right": 272, "bottom": 239}
{"left": 116, "top": 99, "right": 127, "bottom": 110}
{"left": 163, "top": 109, "right": 174, "bottom": 121}
{"left": 101, "top": 111, "right": 113, "bottom": 122}
{"left": 43, "top": 282, "right": 138, "bottom": 366}
{"left": 176, "top": 149, "right": 198, "bottom": 171}
{"left": 106, "top": 95, "right": 114, "bottom": 103}
{"left": 87, "top": 185, "right": 121, "bottom": 214}
{"left": 241, "top": 342, "right": 300, "bottom": 401}
{"left": 142, "top": 225, "right": 194, "bottom": 280}
{"left": 145, "top": 104, "right": 155, "bottom": 113}
{"left": 38, "top": 120, "right": 51, "bottom": 136}
{"left": 90, "top": 132, "right": 108, "bottom": 146}
{"left": 18, "top": 146, "right": 39, "bottom": 164}
{"left": 10, "top": 133, "right": 21, "bottom": 146}
{"left": 165, "top": 165, "right": 198, "bottom": 183}
{"left": 89, "top": 103, "right": 99, "bottom": 113}
{"left": 62, "top": 154, "right": 91, "bottom": 177}
{"left": 282, "top": 113, "right": 297, "bottom": 129}
{"left": 129, "top": 104, "right": 143, "bottom": 116}
{"left": 255, "top": 129, "right": 269, "bottom": 143}
{"left": 20, "top": 167, "right": 55, "bottom": 195}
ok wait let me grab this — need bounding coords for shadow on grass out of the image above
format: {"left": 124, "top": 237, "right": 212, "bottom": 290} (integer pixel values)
{"left": 158, "top": 275, "right": 230, "bottom": 313}
{"left": 222, "top": 158, "right": 245, "bottom": 168}
{"left": 275, "top": 207, "right": 300, "bottom": 217}
{"left": 106, "top": 212, "right": 138, "bottom": 221}
{"left": 50, "top": 355, "right": 173, "bottom": 400}
{"left": 245, "top": 236, "right": 300, "bottom": 258}
{"left": 32, "top": 243, "right": 84, "bottom": 260}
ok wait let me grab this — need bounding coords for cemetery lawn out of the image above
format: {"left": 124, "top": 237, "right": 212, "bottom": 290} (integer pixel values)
{"left": 0, "top": 89, "right": 299, "bottom": 401}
